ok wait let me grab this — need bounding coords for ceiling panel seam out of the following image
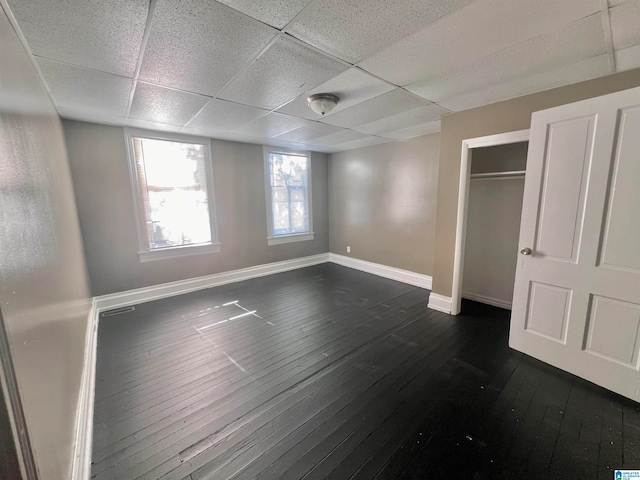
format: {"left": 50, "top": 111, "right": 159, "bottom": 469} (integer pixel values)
{"left": 599, "top": 0, "right": 617, "bottom": 73}
{"left": 182, "top": 34, "right": 281, "bottom": 128}
{"left": 212, "top": 0, "right": 284, "bottom": 31}
{"left": 279, "top": 0, "right": 318, "bottom": 32}
{"left": 183, "top": 32, "right": 356, "bottom": 130}
{"left": 125, "top": 0, "right": 159, "bottom": 119}
{"left": 31, "top": 56, "right": 133, "bottom": 80}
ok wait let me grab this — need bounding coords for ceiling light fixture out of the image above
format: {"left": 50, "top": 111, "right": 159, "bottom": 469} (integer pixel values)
{"left": 307, "top": 93, "right": 339, "bottom": 116}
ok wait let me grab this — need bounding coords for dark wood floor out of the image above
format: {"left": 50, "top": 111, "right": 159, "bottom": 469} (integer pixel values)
{"left": 91, "top": 264, "right": 640, "bottom": 479}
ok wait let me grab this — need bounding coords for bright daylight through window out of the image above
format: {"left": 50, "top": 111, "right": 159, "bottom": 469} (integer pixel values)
{"left": 264, "top": 148, "right": 313, "bottom": 245}
{"left": 126, "top": 130, "right": 219, "bottom": 262}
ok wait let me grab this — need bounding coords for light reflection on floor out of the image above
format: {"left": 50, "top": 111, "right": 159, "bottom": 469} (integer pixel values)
{"left": 190, "top": 300, "right": 268, "bottom": 373}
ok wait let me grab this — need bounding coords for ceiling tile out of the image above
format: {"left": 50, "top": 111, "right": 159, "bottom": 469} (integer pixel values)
{"left": 184, "top": 129, "right": 264, "bottom": 145}
{"left": 616, "top": 43, "right": 640, "bottom": 71}
{"left": 329, "top": 136, "right": 392, "bottom": 151}
{"left": 194, "top": 129, "right": 313, "bottom": 151}
{"left": 320, "top": 89, "right": 431, "bottom": 128}
{"left": 383, "top": 120, "right": 442, "bottom": 140}
{"left": 263, "top": 139, "right": 311, "bottom": 151}
{"left": 308, "top": 129, "right": 369, "bottom": 147}
{"left": 285, "top": 0, "right": 475, "bottom": 64}
{"left": 215, "top": 0, "right": 314, "bottom": 29}
{"left": 407, "top": 14, "right": 607, "bottom": 102}
{"left": 57, "top": 107, "right": 127, "bottom": 127}
{"left": 610, "top": 0, "right": 640, "bottom": 50}
{"left": 139, "top": 0, "right": 277, "bottom": 96}
{"left": 276, "top": 68, "right": 395, "bottom": 120}
{"left": 234, "top": 112, "right": 312, "bottom": 137}
{"left": 218, "top": 36, "right": 347, "bottom": 110}
{"left": 125, "top": 118, "right": 184, "bottom": 133}
{"left": 129, "top": 82, "right": 211, "bottom": 125}
{"left": 7, "top": 0, "right": 148, "bottom": 77}
{"left": 359, "top": 0, "right": 600, "bottom": 86}
{"left": 272, "top": 123, "right": 344, "bottom": 143}
{"left": 437, "top": 55, "right": 610, "bottom": 112}
{"left": 37, "top": 58, "right": 133, "bottom": 116}
{"left": 180, "top": 126, "right": 225, "bottom": 138}
{"left": 354, "top": 104, "right": 448, "bottom": 136}
{"left": 188, "top": 99, "right": 268, "bottom": 131}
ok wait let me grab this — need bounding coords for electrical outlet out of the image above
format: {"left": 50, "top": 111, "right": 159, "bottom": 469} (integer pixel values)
{"left": 347, "top": 246, "right": 351, "bottom": 253}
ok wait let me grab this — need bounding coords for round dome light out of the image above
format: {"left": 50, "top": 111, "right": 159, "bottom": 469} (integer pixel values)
{"left": 307, "top": 93, "right": 339, "bottom": 116}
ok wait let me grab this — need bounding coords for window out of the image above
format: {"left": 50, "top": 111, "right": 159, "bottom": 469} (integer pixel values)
{"left": 264, "top": 147, "right": 313, "bottom": 245}
{"left": 125, "top": 129, "right": 219, "bottom": 262}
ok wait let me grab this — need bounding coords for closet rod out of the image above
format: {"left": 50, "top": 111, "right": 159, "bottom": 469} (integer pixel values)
{"left": 470, "top": 170, "right": 526, "bottom": 179}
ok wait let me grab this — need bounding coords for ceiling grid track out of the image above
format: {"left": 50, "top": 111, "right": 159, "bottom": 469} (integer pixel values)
{"left": 125, "top": 0, "right": 160, "bottom": 120}
{"left": 5, "top": 0, "right": 639, "bottom": 152}
{"left": 599, "top": 0, "right": 617, "bottom": 73}
{"left": 182, "top": 33, "right": 281, "bottom": 129}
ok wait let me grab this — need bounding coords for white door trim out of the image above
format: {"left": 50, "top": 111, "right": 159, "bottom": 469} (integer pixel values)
{"left": 451, "top": 129, "right": 530, "bottom": 315}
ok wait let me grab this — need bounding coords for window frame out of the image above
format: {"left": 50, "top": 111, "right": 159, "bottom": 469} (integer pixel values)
{"left": 124, "top": 128, "right": 220, "bottom": 263}
{"left": 263, "top": 146, "right": 314, "bottom": 246}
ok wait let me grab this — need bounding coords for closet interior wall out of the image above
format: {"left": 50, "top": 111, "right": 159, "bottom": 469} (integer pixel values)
{"left": 462, "top": 142, "right": 528, "bottom": 310}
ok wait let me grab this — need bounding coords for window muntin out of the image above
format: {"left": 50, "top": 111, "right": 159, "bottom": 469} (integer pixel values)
{"left": 126, "top": 130, "right": 219, "bottom": 260}
{"left": 264, "top": 148, "right": 313, "bottom": 244}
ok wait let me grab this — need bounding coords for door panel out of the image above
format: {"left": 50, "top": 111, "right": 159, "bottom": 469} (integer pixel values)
{"left": 585, "top": 295, "right": 640, "bottom": 367}
{"left": 510, "top": 86, "right": 640, "bottom": 403}
{"left": 535, "top": 116, "right": 595, "bottom": 262}
{"left": 525, "top": 282, "right": 571, "bottom": 342}
{"left": 599, "top": 105, "right": 640, "bottom": 272}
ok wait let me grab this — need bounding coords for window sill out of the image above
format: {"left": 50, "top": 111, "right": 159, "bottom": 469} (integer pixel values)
{"left": 267, "top": 233, "right": 314, "bottom": 246}
{"left": 138, "top": 242, "right": 221, "bottom": 263}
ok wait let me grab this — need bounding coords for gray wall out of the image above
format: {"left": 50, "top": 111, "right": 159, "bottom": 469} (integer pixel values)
{"left": 470, "top": 142, "right": 528, "bottom": 174}
{"left": 329, "top": 134, "right": 440, "bottom": 276}
{"left": 63, "top": 121, "right": 330, "bottom": 296}
{"left": 433, "top": 68, "right": 640, "bottom": 298}
{"left": 0, "top": 6, "right": 92, "bottom": 479}
{"left": 462, "top": 177, "right": 525, "bottom": 308}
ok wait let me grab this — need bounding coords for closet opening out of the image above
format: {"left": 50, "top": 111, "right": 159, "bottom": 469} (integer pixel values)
{"left": 461, "top": 141, "right": 528, "bottom": 312}
{"left": 450, "top": 129, "right": 529, "bottom": 315}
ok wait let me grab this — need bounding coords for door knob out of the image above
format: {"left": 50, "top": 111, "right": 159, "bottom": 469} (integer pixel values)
{"left": 520, "top": 247, "right": 532, "bottom": 255}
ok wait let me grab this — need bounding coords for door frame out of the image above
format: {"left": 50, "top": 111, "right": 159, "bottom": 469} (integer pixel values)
{"left": 451, "top": 129, "right": 530, "bottom": 315}
{"left": 0, "top": 307, "right": 38, "bottom": 479}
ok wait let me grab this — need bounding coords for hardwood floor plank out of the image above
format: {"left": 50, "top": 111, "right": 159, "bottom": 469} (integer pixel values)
{"left": 213, "top": 316, "right": 466, "bottom": 480}
{"left": 623, "top": 402, "right": 640, "bottom": 472}
{"left": 598, "top": 395, "right": 624, "bottom": 477}
{"left": 520, "top": 367, "right": 573, "bottom": 479}
{"left": 138, "top": 312, "right": 443, "bottom": 480}
{"left": 91, "top": 264, "right": 640, "bottom": 480}
{"left": 359, "top": 323, "right": 515, "bottom": 480}
{"left": 93, "top": 285, "right": 427, "bottom": 476}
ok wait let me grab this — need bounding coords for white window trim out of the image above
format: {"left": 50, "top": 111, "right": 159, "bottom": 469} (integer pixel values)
{"left": 124, "top": 128, "right": 220, "bottom": 262}
{"left": 263, "top": 146, "right": 314, "bottom": 246}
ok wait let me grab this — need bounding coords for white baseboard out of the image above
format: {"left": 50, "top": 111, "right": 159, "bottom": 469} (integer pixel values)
{"left": 427, "top": 292, "right": 453, "bottom": 314}
{"left": 328, "top": 253, "right": 432, "bottom": 290}
{"left": 462, "top": 291, "right": 512, "bottom": 310}
{"left": 71, "top": 298, "right": 98, "bottom": 480}
{"left": 95, "top": 252, "right": 434, "bottom": 315}
{"left": 94, "top": 253, "right": 330, "bottom": 312}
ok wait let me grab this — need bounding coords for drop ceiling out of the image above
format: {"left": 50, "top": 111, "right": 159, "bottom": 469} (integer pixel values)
{"left": 3, "top": 0, "right": 640, "bottom": 153}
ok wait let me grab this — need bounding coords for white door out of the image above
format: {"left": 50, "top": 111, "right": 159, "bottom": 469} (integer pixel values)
{"left": 510, "top": 86, "right": 640, "bottom": 403}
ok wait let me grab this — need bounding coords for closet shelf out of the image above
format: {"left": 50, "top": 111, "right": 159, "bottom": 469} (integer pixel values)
{"left": 470, "top": 170, "right": 526, "bottom": 179}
